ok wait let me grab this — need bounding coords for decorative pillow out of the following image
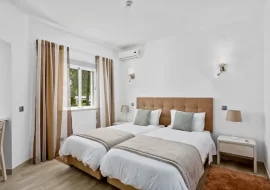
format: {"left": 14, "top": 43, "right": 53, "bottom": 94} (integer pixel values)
{"left": 171, "top": 111, "right": 194, "bottom": 131}
{"left": 170, "top": 110, "right": 177, "bottom": 125}
{"left": 133, "top": 109, "right": 162, "bottom": 125}
{"left": 191, "top": 112, "right": 206, "bottom": 132}
{"left": 170, "top": 110, "right": 206, "bottom": 132}
{"left": 149, "top": 109, "right": 162, "bottom": 125}
{"left": 133, "top": 109, "right": 151, "bottom": 126}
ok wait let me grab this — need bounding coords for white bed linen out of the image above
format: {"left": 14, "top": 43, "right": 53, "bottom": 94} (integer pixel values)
{"left": 100, "top": 128, "right": 216, "bottom": 190}
{"left": 59, "top": 122, "right": 162, "bottom": 171}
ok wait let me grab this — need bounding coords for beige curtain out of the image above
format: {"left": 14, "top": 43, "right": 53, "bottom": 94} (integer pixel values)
{"left": 33, "top": 40, "right": 73, "bottom": 164}
{"left": 96, "top": 56, "right": 115, "bottom": 128}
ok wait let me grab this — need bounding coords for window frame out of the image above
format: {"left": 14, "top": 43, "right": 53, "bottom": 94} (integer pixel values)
{"left": 70, "top": 64, "right": 96, "bottom": 110}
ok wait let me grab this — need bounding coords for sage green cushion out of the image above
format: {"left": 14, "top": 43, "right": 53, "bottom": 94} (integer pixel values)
{"left": 172, "top": 111, "right": 194, "bottom": 131}
{"left": 134, "top": 109, "right": 151, "bottom": 126}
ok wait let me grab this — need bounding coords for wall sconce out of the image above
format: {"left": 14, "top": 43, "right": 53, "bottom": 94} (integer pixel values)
{"left": 217, "top": 63, "right": 227, "bottom": 77}
{"left": 128, "top": 68, "right": 135, "bottom": 83}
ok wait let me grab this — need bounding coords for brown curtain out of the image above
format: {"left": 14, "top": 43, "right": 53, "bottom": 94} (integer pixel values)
{"left": 33, "top": 40, "right": 73, "bottom": 164}
{"left": 95, "top": 56, "right": 115, "bottom": 128}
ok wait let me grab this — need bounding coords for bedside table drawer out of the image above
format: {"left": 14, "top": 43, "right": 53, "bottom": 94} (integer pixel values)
{"left": 219, "top": 142, "right": 253, "bottom": 158}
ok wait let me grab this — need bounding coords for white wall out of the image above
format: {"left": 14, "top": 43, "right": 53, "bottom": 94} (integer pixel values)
{"left": 0, "top": 39, "right": 12, "bottom": 121}
{"left": 0, "top": 1, "right": 30, "bottom": 169}
{"left": 264, "top": 0, "right": 270, "bottom": 174}
{"left": 0, "top": 39, "right": 12, "bottom": 169}
{"left": 0, "top": 1, "right": 121, "bottom": 168}
{"left": 121, "top": 13, "right": 265, "bottom": 161}
{"left": 72, "top": 110, "right": 96, "bottom": 133}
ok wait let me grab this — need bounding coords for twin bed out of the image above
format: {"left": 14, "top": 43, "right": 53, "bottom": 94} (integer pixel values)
{"left": 59, "top": 97, "right": 216, "bottom": 190}
{"left": 60, "top": 122, "right": 162, "bottom": 179}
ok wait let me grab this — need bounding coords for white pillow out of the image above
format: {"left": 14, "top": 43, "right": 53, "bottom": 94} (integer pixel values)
{"left": 133, "top": 109, "right": 162, "bottom": 125}
{"left": 170, "top": 110, "right": 206, "bottom": 132}
{"left": 149, "top": 109, "right": 162, "bottom": 125}
{"left": 191, "top": 112, "right": 206, "bottom": 132}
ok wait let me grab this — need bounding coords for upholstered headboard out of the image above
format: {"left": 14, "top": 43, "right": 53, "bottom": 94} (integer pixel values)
{"left": 137, "top": 97, "right": 213, "bottom": 132}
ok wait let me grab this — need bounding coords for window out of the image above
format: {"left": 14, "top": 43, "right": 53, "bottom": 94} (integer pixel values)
{"left": 70, "top": 65, "right": 95, "bottom": 109}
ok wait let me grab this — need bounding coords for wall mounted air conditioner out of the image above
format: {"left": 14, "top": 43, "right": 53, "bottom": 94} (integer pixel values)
{"left": 119, "top": 49, "right": 140, "bottom": 61}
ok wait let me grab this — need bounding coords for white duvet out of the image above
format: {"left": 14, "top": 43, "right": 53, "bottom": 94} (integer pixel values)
{"left": 100, "top": 128, "right": 216, "bottom": 190}
{"left": 59, "top": 123, "right": 163, "bottom": 171}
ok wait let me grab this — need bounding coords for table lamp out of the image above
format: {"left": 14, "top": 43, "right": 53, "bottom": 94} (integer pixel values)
{"left": 226, "top": 110, "right": 242, "bottom": 139}
{"left": 121, "top": 105, "right": 129, "bottom": 122}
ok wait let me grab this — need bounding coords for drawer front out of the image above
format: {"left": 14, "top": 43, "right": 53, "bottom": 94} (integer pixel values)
{"left": 219, "top": 142, "right": 254, "bottom": 158}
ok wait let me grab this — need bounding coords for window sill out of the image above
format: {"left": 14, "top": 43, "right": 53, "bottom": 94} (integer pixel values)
{"left": 71, "top": 107, "right": 97, "bottom": 111}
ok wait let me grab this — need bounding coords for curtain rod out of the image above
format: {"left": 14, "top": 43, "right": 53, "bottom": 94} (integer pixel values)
{"left": 37, "top": 39, "right": 112, "bottom": 59}
{"left": 70, "top": 48, "right": 113, "bottom": 59}
{"left": 36, "top": 39, "right": 97, "bottom": 57}
{"left": 69, "top": 48, "right": 97, "bottom": 57}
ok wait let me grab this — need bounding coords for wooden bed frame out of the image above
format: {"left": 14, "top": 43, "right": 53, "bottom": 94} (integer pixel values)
{"left": 107, "top": 97, "right": 214, "bottom": 189}
{"left": 67, "top": 155, "right": 102, "bottom": 180}
{"left": 66, "top": 97, "right": 213, "bottom": 189}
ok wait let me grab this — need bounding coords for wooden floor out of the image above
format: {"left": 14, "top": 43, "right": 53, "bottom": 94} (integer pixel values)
{"left": 0, "top": 158, "right": 268, "bottom": 190}
{"left": 0, "top": 160, "right": 117, "bottom": 190}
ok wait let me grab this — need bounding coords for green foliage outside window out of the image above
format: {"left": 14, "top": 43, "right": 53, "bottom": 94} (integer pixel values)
{"left": 70, "top": 67, "right": 93, "bottom": 107}
{"left": 81, "top": 70, "right": 91, "bottom": 106}
{"left": 70, "top": 68, "right": 78, "bottom": 107}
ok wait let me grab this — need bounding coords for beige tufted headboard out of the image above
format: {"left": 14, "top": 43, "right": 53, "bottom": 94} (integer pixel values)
{"left": 137, "top": 97, "right": 213, "bottom": 132}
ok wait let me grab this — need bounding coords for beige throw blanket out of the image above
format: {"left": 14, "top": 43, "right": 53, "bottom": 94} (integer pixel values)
{"left": 73, "top": 128, "right": 135, "bottom": 151}
{"left": 114, "top": 135, "right": 203, "bottom": 190}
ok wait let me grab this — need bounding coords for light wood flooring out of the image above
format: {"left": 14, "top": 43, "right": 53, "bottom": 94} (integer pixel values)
{"left": 0, "top": 158, "right": 268, "bottom": 190}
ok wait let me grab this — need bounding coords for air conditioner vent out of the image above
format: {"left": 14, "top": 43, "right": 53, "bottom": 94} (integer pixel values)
{"left": 119, "top": 49, "right": 140, "bottom": 61}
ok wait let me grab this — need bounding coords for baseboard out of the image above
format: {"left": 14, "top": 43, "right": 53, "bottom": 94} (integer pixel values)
{"left": 0, "top": 158, "right": 32, "bottom": 176}
{"left": 264, "top": 162, "right": 270, "bottom": 179}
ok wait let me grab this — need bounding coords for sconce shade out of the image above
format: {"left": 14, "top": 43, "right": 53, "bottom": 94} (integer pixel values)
{"left": 128, "top": 68, "right": 134, "bottom": 75}
{"left": 226, "top": 110, "right": 242, "bottom": 122}
{"left": 121, "top": 105, "right": 129, "bottom": 113}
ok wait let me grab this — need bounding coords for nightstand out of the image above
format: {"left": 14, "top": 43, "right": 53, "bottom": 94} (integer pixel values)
{"left": 217, "top": 135, "right": 257, "bottom": 173}
{"left": 112, "top": 121, "right": 128, "bottom": 126}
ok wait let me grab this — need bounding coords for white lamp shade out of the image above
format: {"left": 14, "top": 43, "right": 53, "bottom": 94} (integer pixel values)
{"left": 128, "top": 68, "right": 134, "bottom": 75}
{"left": 121, "top": 105, "right": 129, "bottom": 113}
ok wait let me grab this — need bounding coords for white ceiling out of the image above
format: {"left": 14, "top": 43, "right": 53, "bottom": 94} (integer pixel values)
{"left": 11, "top": 0, "right": 264, "bottom": 49}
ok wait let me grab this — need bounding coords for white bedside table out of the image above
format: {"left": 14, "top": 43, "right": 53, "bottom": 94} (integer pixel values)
{"left": 112, "top": 121, "right": 129, "bottom": 126}
{"left": 217, "top": 135, "right": 257, "bottom": 173}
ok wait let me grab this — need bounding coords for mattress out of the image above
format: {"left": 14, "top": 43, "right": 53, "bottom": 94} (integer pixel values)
{"left": 59, "top": 122, "right": 163, "bottom": 171}
{"left": 100, "top": 128, "right": 216, "bottom": 190}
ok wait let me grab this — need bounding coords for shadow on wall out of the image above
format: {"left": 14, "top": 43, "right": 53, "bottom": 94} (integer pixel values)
{"left": 0, "top": 38, "right": 12, "bottom": 169}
